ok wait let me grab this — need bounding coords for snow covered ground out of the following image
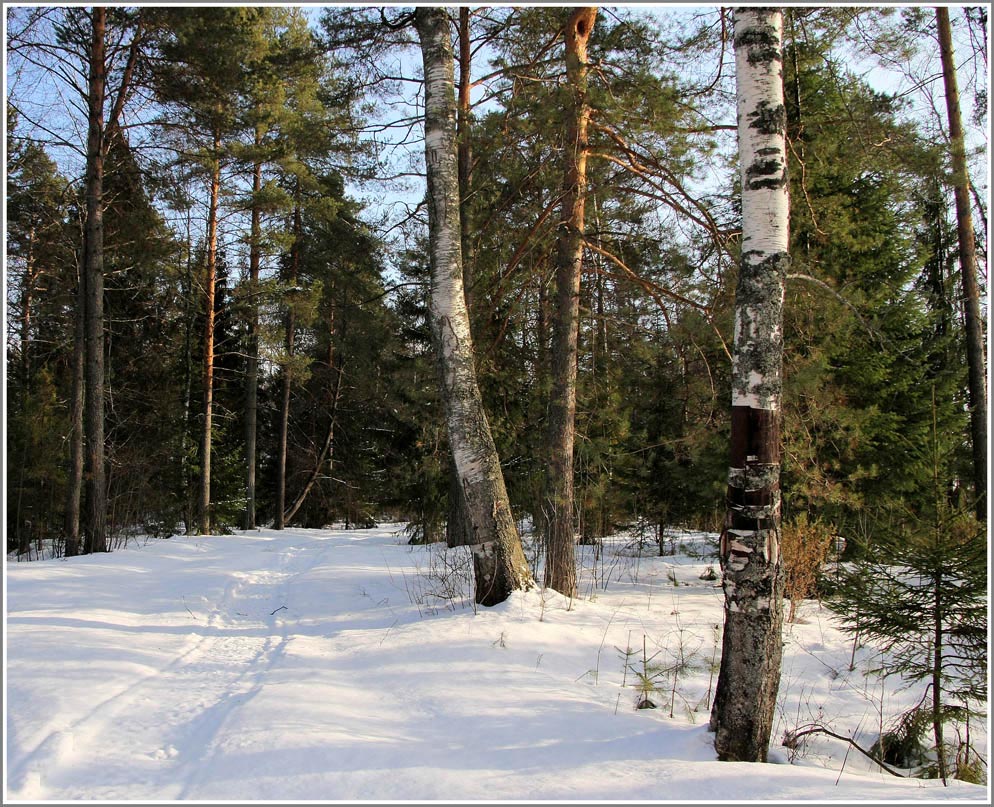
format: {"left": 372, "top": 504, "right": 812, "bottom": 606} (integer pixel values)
{"left": 4, "top": 525, "right": 989, "bottom": 801}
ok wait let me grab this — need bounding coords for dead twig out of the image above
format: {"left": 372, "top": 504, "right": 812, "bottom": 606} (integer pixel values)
{"left": 783, "top": 723, "right": 906, "bottom": 778}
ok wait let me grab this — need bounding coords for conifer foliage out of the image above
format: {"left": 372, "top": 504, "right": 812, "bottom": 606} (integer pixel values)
{"left": 4, "top": 6, "right": 987, "bottom": 759}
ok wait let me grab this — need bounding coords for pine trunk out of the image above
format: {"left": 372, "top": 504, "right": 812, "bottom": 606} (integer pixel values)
{"left": 180, "top": 210, "right": 195, "bottom": 534}
{"left": 416, "top": 6, "right": 534, "bottom": 607}
{"left": 710, "top": 7, "right": 789, "bottom": 763}
{"left": 197, "top": 141, "right": 221, "bottom": 536}
{"left": 244, "top": 150, "right": 263, "bottom": 530}
{"left": 275, "top": 197, "right": 301, "bottom": 531}
{"left": 446, "top": 470, "right": 474, "bottom": 547}
{"left": 936, "top": 6, "right": 987, "bottom": 522}
{"left": 544, "top": 7, "right": 597, "bottom": 598}
{"left": 64, "top": 258, "right": 85, "bottom": 558}
{"left": 83, "top": 7, "right": 108, "bottom": 554}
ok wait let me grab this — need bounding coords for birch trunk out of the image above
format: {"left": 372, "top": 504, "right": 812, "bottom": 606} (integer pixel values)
{"left": 446, "top": 4, "right": 475, "bottom": 548}
{"left": 416, "top": 6, "right": 534, "bottom": 606}
{"left": 83, "top": 7, "right": 108, "bottom": 553}
{"left": 543, "top": 7, "right": 597, "bottom": 597}
{"left": 936, "top": 6, "right": 987, "bottom": 522}
{"left": 197, "top": 140, "right": 221, "bottom": 536}
{"left": 709, "top": 7, "right": 788, "bottom": 763}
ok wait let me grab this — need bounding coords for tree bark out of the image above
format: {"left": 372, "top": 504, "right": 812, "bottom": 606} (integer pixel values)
{"left": 936, "top": 6, "right": 987, "bottom": 522}
{"left": 457, "top": 6, "right": 474, "bottom": 302}
{"left": 20, "top": 230, "right": 36, "bottom": 388}
{"left": 180, "top": 207, "right": 195, "bottom": 534}
{"left": 244, "top": 147, "right": 263, "bottom": 530}
{"left": 64, "top": 254, "right": 85, "bottom": 558}
{"left": 445, "top": 5, "right": 476, "bottom": 548}
{"left": 709, "top": 7, "right": 789, "bottom": 763}
{"left": 275, "top": 194, "right": 301, "bottom": 531}
{"left": 83, "top": 7, "right": 108, "bottom": 554}
{"left": 197, "top": 137, "right": 221, "bottom": 536}
{"left": 543, "top": 7, "right": 597, "bottom": 598}
{"left": 416, "top": 6, "right": 534, "bottom": 606}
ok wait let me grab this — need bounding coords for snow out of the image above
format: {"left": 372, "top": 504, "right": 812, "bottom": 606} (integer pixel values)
{"left": 4, "top": 525, "right": 988, "bottom": 801}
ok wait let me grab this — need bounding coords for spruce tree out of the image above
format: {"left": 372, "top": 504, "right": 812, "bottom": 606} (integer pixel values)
{"left": 831, "top": 393, "right": 987, "bottom": 782}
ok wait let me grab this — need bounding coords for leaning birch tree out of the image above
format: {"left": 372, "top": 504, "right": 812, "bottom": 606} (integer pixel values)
{"left": 709, "top": 6, "right": 789, "bottom": 763}
{"left": 415, "top": 7, "right": 534, "bottom": 606}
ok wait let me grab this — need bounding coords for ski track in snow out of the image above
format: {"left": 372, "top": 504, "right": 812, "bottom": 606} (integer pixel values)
{"left": 5, "top": 526, "right": 988, "bottom": 802}
{"left": 7, "top": 536, "right": 339, "bottom": 800}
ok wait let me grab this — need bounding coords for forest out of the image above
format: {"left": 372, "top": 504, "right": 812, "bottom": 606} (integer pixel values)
{"left": 4, "top": 3, "right": 989, "bottom": 784}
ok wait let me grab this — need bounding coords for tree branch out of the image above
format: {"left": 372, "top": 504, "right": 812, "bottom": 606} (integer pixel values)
{"left": 783, "top": 723, "right": 907, "bottom": 778}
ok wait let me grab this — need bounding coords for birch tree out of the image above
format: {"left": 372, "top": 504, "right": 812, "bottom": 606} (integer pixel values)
{"left": 709, "top": 7, "right": 788, "bottom": 763}
{"left": 415, "top": 7, "right": 534, "bottom": 606}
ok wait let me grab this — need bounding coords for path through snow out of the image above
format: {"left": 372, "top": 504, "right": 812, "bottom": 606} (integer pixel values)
{"left": 5, "top": 526, "right": 987, "bottom": 801}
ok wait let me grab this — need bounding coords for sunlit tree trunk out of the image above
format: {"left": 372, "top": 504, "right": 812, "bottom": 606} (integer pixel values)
{"left": 936, "top": 6, "right": 987, "bottom": 522}
{"left": 446, "top": 4, "right": 476, "bottom": 548}
{"left": 197, "top": 136, "right": 221, "bottom": 536}
{"left": 416, "top": 6, "right": 534, "bottom": 606}
{"left": 709, "top": 6, "right": 788, "bottom": 763}
{"left": 244, "top": 146, "right": 263, "bottom": 530}
{"left": 543, "top": 7, "right": 597, "bottom": 598}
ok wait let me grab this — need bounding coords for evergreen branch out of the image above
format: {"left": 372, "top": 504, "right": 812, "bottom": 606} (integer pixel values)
{"left": 785, "top": 273, "right": 895, "bottom": 352}
{"left": 487, "top": 191, "right": 565, "bottom": 299}
{"left": 588, "top": 120, "right": 730, "bottom": 250}
{"left": 581, "top": 238, "right": 709, "bottom": 313}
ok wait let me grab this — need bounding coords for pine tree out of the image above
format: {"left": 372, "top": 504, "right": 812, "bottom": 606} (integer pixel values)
{"left": 935, "top": 7, "right": 987, "bottom": 522}
{"left": 151, "top": 7, "right": 273, "bottom": 534}
{"left": 542, "top": 7, "right": 597, "bottom": 598}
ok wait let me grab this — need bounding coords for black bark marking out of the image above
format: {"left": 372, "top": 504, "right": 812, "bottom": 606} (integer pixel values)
{"left": 734, "top": 10, "right": 782, "bottom": 66}
{"left": 747, "top": 101, "right": 786, "bottom": 135}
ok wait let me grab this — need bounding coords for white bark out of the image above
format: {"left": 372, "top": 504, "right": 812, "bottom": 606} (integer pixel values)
{"left": 416, "top": 7, "right": 533, "bottom": 605}
{"left": 710, "top": 6, "right": 789, "bottom": 764}
{"left": 731, "top": 7, "right": 789, "bottom": 412}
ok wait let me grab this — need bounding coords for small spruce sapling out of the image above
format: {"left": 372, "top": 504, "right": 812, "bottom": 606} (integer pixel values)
{"left": 831, "top": 392, "right": 987, "bottom": 783}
